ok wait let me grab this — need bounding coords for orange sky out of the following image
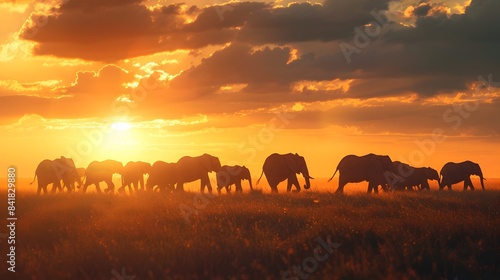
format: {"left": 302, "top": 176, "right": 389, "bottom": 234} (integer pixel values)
{"left": 1, "top": 0, "right": 499, "bottom": 182}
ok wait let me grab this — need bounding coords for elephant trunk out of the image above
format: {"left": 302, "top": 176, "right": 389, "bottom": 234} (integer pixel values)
{"left": 304, "top": 174, "right": 311, "bottom": 190}
{"left": 76, "top": 173, "right": 83, "bottom": 188}
{"left": 248, "top": 175, "right": 253, "bottom": 190}
{"left": 476, "top": 166, "right": 485, "bottom": 190}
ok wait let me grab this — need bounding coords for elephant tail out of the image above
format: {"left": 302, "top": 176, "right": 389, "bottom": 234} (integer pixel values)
{"left": 256, "top": 170, "right": 264, "bottom": 184}
{"left": 327, "top": 169, "right": 338, "bottom": 182}
{"left": 30, "top": 173, "right": 37, "bottom": 185}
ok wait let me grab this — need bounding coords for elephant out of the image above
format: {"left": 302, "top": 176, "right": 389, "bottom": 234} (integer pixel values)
{"left": 439, "top": 161, "right": 485, "bottom": 191}
{"left": 393, "top": 161, "right": 439, "bottom": 190}
{"left": 256, "top": 153, "right": 313, "bottom": 193}
{"left": 82, "top": 160, "right": 124, "bottom": 194}
{"left": 146, "top": 161, "right": 177, "bottom": 192}
{"left": 76, "top": 167, "right": 86, "bottom": 179}
{"left": 30, "top": 156, "right": 80, "bottom": 195}
{"left": 62, "top": 167, "right": 86, "bottom": 191}
{"left": 328, "top": 153, "right": 399, "bottom": 194}
{"left": 175, "top": 154, "right": 222, "bottom": 193}
{"left": 216, "top": 165, "right": 253, "bottom": 194}
{"left": 119, "top": 161, "right": 152, "bottom": 194}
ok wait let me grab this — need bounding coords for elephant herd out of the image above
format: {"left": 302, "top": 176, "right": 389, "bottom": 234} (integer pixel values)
{"left": 31, "top": 153, "right": 485, "bottom": 195}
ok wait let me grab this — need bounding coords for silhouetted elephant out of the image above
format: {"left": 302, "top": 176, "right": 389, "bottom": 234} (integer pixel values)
{"left": 62, "top": 167, "right": 86, "bottom": 191}
{"left": 119, "top": 161, "right": 151, "bottom": 194}
{"left": 31, "top": 156, "right": 80, "bottom": 195}
{"left": 147, "top": 161, "right": 177, "bottom": 192}
{"left": 256, "top": 153, "right": 313, "bottom": 193}
{"left": 82, "top": 160, "right": 123, "bottom": 194}
{"left": 216, "top": 165, "right": 253, "bottom": 194}
{"left": 393, "top": 161, "right": 439, "bottom": 190}
{"left": 328, "top": 153, "right": 399, "bottom": 194}
{"left": 440, "top": 161, "right": 485, "bottom": 191}
{"left": 175, "top": 154, "right": 221, "bottom": 193}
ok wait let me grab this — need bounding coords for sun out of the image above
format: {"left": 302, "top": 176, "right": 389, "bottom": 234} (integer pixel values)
{"left": 111, "top": 122, "right": 132, "bottom": 131}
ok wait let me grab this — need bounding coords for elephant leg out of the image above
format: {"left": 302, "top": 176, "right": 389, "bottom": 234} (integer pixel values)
{"left": 464, "top": 177, "right": 474, "bottom": 191}
{"left": 235, "top": 181, "right": 243, "bottom": 192}
{"left": 38, "top": 183, "right": 48, "bottom": 195}
{"left": 106, "top": 180, "right": 115, "bottom": 194}
{"left": 51, "top": 181, "right": 61, "bottom": 194}
{"left": 335, "top": 176, "right": 347, "bottom": 194}
{"left": 82, "top": 183, "right": 89, "bottom": 193}
{"left": 268, "top": 179, "right": 279, "bottom": 193}
{"left": 367, "top": 181, "right": 377, "bottom": 194}
{"left": 95, "top": 182, "right": 102, "bottom": 193}
{"left": 200, "top": 174, "right": 212, "bottom": 194}
{"left": 139, "top": 178, "right": 144, "bottom": 191}
{"left": 288, "top": 175, "right": 301, "bottom": 193}
{"left": 206, "top": 180, "right": 213, "bottom": 194}
{"left": 117, "top": 183, "right": 125, "bottom": 193}
{"left": 367, "top": 182, "right": 373, "bottom": 193}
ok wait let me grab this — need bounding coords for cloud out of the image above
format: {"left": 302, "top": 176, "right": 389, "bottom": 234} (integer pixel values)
{"left": 19, "top": 0, "right": 233, "bottom": 61}
{"left": 412, "top": 3, "right": 433, "bottom": 16}
{"left": 57, "top": 64, "right": 133, "bottom": 96}
{"left": 3, "top": 0, "right": 499, "bottom": 134}
{"left": 236, "top": 0, "right": 392, "bottom": 44}
{"left": 17, "top": 0, "right": 395, "bottom": 61}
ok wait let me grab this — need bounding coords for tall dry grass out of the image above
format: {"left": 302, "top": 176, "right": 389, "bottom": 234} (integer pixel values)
{"left": 0, "top": 184, "right": 499, "bottom": 279}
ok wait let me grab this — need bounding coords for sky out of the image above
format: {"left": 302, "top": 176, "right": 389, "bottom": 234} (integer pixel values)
{"left": 0, "top": 0, "right": 499, "bottom": 183}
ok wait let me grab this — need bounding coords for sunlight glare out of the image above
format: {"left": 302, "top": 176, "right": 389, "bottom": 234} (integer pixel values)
{"left": 111, "top": 122, "right": 132, "bottom": 131}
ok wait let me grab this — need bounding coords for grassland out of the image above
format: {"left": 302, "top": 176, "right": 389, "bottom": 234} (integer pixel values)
{"left": 0, "top": 180, "right": 499, "bottom": 280}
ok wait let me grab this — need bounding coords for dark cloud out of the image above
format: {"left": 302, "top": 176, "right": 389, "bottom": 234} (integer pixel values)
{"left": 184, "top": 2, "right": 270, "bottom": 32}
{"left": 237, "top": 0, "right": 392, "bottom": 44}
{"left": 413, "top": 3, "right": 432, "bottom": 16}
{"left": 6, "top": 0, "right": 499, "bottom": 124}
{"left": 20, "top": 1, "right": 232, "bottom": 61}
{"left": 19, "top": 0, "right": 395, "bottom": 61}
{"left": 59, "top": 0, "right": 142, "bottom": 11}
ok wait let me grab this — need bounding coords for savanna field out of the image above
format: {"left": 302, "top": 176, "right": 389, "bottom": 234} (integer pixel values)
{"left": 0, "top": 178, "right": 499, "bottom": 280}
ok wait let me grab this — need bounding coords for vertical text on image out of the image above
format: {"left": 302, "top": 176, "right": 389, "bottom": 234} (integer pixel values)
{"left": 7, "top": 167, "right": 17, "bottom": 272}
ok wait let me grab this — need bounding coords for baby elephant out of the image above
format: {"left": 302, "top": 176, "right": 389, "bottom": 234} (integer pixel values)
{"left": 216, "top": 165, "right": 253, "bottom": 194}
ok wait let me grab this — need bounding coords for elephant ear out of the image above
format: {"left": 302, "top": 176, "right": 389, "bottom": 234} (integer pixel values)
{"left": 201, "top": 155, "right": 212, "bottom": 172}
{"left": 368, "top": 156, "right": 381, "bottom": 171}
{"left": 285, "top": 155, "right": 300, "bottom": 174}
